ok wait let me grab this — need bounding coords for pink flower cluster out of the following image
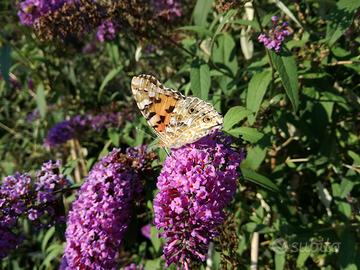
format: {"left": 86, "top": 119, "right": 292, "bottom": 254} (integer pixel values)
{"left": 154, "top": 132, "right": 245, "bottom": 269}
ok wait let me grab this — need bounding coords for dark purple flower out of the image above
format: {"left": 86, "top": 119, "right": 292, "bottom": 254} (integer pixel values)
{"left": 154, "top": 132, "right": 245, "bottom": 269}
{"left": 44, "top": 112, "right": 123, "bottom": 147}
{"left": 17, "top": 0, "right": 68, "bottom": 26}
{"left": 0, "top": 228, "right": 21, "bottom": 259}
{"left": 44, "top": 120, "right": 77, "bottom": 147}
{"left": 96, "top": 20, "right": 117, "bottom": 42}
{"left": 258, "top": 16, "right": 290, "bottom": 53}
{"left": 153, "top": 0, "right": 182, "bottom": 20}
{"left": 87, "top": 112, "right": 122, "bottom": 131}
{"left": 61, "top": 147, "right": 150, "bottom": 269}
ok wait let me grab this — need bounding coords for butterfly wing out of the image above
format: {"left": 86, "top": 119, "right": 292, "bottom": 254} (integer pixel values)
{"left": 162, "top": 96, "right": 223, "bottom": 148}
{"left": 131, "top": 74, "right": 223, "bottom": 149}
{"left": 131, "top": 74, "right": 184, "bottom": 142}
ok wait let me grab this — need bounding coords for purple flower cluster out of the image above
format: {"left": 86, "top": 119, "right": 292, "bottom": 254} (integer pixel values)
{"left": 0, "top": 161, "right": 70, "bottom": 259}
{"left": 258, "top": 16, "right": 290, "bottom": 53}
{"left": 154, "top": 132, "right": 245, "bottom": 269}
{"left": 153, "top": 0, "right": 182, "bottom": 20}
{"left": 18, "top": 0, "right": 69, "bottom": 26}
{"left": 0, "top": 173, "right": 32, "bottom": 229}
{"left": 32, "top": 160, "right": 70, "bottom": 221}
{"left": 45, "top": 112, "right": 123, "bottom": 147}
{"left": 87, "top": 112, "right": 122, "bottom": 131}
{"left": 61, "top": 147, "right": 151, "bottom": 269}
{"left": 96, "top": 20, "right": 117, "bottom": 42}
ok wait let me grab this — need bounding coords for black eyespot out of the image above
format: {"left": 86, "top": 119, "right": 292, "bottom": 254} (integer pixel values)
{"left": 203, "top": 117, "right": 211, "bottom": 123}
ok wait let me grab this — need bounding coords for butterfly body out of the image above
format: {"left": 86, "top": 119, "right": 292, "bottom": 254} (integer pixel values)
{"left": 131, "top": 74, "right": 223, "bottom": 149}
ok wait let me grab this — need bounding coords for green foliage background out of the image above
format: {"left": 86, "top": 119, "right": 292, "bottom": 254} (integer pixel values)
{"left": 1, "top": 0, "right": 359, "bottom": 269}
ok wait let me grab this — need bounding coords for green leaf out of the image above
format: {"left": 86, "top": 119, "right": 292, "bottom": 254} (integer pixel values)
{"left": 339, "top": 178, "right": 354, "bottom": 198}
{"left": 241, "top": 146, "right": 267, "bottom": 170}
{"left": 144, "top": 259, "right": 161, "bottom": 269}
{"left": 41, "top": 244, "right": 64, "bottom": 268}
{"left": 275, "top": 0, "right": 302, "bottom": 28}
{"left": 246, "top": 69, "right": 272, "bottom": 115}
{"left": 269, "top": 50, "right": 299, "bottom": 111}
{"left": 108, "top": 129, "right": 120, "bottom": 147}
{"left": 36, "top": 83, "right": 47, "bottom": 118}
{"left": 190, "top": 60, "right": 210, "bottom": 99}
{"left": 337, "top": 201, "right": 352, "bottom": 217}
{"left": 326, "top": 0, "right": 360, "bottom": 47}
{"left": 348, "top": 150, "right": 360, "bottom": 165}
{"left": 227, "top": 127, "right": 263, "bottom": 143}
{"left": 232, "top": 19, "right": 260, "bottom": 31}
{"left": 41, "top": 227, "right": 55, "bottom": 252}
{"left": 177, "top": 26, "right": 212, "bottom": 37}
{"left": 212, "top": 250, "right": 221, "bottom": 270}
{"left": 98, "top": 66, "right": 123, "bottom": 100}
{"left": 223, "top": 106, "right": 252, "bottom": 131}
{"left": 275, "top": 251, "right": 286, "bottom": 270}
{"left": 106, "top": 43, "right": 120, "bottom": 65}
{"left": 150, "top": 226, "right": 161, "bottom": 253}
{"left": 0, "top": 44, "right": 11, "bottom": 86}
{"left": 193, "top": 0, "right": 213, "bottom": 26}
{"left": 296, "top": 246, "right": 311, "bottom": 268}
{"left": 99, "top": 140, "right": 112, "bottom": 158}
{"left": 212, "top": 33, "right": 238, "bottom": 76}
{"left": 241, "top": 167, "right": 279, "bottom": 192}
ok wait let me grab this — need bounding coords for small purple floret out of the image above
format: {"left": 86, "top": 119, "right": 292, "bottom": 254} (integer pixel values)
{"left": 96, "top": 20, "right": 117, "bottom": 42}
{"left": 258, "top": 16, "right": 290, "bottom": 53}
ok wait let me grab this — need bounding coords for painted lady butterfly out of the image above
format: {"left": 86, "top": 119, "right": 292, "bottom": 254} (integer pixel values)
{"left": 131, "top": 74, "right": 223, "bottom": 149}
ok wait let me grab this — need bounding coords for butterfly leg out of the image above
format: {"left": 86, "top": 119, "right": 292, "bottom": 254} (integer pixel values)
{"left": 163, "top": 147, "right": 171, "bottom": 157}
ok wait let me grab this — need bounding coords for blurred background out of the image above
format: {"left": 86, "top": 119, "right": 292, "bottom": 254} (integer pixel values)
{"left": 0, "top": 0, "right": 359, "bottom": 269}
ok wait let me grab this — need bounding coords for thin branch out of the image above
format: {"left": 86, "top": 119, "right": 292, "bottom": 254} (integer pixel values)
{"left": 69, "top": 139, "right": 81, "bottom": 183}
{"left": 0, "top": 122, "right": 18, "bottom": 136}
{"left": 326, "top": 60, "right": 360, "bottom": 66}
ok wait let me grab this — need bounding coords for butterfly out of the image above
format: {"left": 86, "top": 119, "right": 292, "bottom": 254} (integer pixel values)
{"left": 131, "top": 74, "right": 223, "bottom": 149}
